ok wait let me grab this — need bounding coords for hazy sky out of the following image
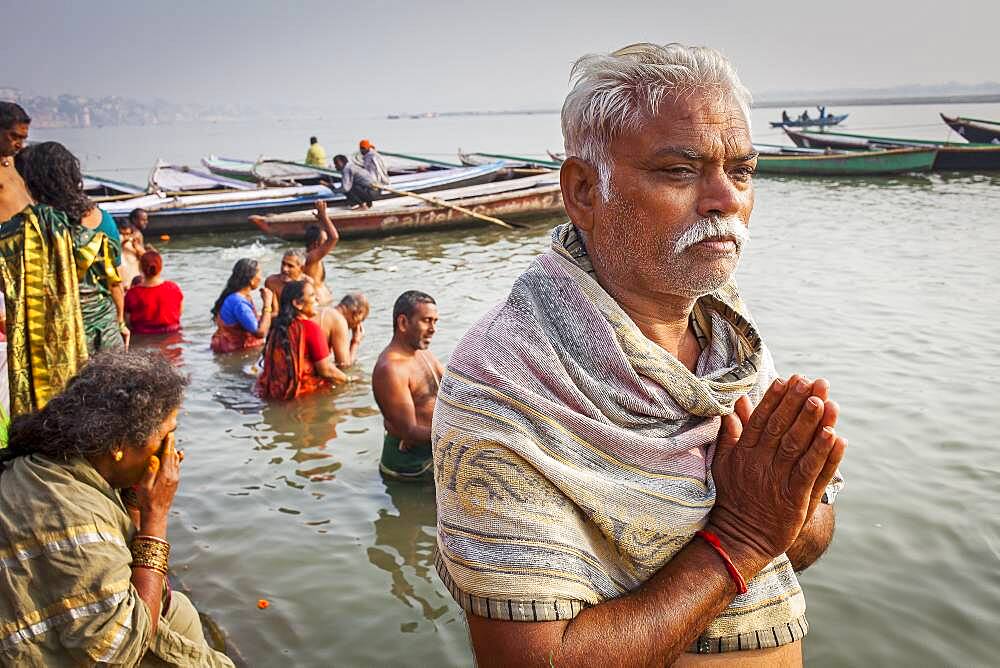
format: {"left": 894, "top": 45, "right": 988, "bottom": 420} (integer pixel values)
{"left": 5, "top": 0, "right": 997, "bottom": 114}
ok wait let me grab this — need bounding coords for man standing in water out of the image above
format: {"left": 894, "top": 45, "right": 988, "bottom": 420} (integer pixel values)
{"left": 314, "top": 291, "right": 369, "bottom": 369}
{"left": 372, "top": 291, "right": 444, "bottom": 481}
{"left": 265, "top": 249, "right": 312, "bottom": 302}
{"left": 302, "top": 201, "right": 339, "bottom": 306}
{"left": 0, "top": 102, "right": 32, "bottom": 221}
{"left": 433, "top": 43, "right": 846, "bottom": 666}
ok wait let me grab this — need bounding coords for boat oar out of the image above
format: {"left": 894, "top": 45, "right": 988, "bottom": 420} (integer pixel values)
{"left": 371, "top": 183, "right": 520, "bottom": 229}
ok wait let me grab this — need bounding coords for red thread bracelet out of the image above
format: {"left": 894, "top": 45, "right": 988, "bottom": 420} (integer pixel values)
{"left": 696, "top": 529, "right": 748, "bottom": 594}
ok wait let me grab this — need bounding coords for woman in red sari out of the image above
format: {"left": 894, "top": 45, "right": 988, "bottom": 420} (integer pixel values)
{"left": 257, "top": 280, "right": 347, "bottom": 399}
{"left": 210, "top": 259, "right": 275, "bottom": 354}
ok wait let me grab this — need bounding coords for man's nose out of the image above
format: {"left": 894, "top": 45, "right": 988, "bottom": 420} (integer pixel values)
{"left": 696, "top": 169, "right": 744, "bottom": 219}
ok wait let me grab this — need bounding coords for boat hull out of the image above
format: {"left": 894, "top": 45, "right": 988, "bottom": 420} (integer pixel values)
{"left": 255, "top": 184, "right": 564, "bottom": 241}
{"left": 755, "top": 148, "right": 936, "bottom": 176}
{"left": 769, "top": 113, "right": 848, "bottom": 129}
{"left": 941, "top": 114, "right": 1000, "bottom": 144}
{"left": 785, "top": 129, "right": 1000, "bottom": 171}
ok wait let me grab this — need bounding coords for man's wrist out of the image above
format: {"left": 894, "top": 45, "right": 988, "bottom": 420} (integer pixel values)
{"left": 702, "top": 520, "right": 772, "bottom": 584}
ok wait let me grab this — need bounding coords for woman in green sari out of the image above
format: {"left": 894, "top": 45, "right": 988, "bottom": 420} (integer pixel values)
{"left": 16, "top": 142, "right": 129, "bottom": 354}
{"left": 0, "top": 352, "right": 234, "bottom": 666}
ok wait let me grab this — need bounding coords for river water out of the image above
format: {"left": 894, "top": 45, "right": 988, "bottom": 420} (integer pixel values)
{"left": 32, "top": 102, "right": 1000, "bottom": 666}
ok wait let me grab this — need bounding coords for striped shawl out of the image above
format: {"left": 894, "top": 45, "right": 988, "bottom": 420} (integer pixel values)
{"left": 433, "top": 223, "right": 840, "bottom": 652}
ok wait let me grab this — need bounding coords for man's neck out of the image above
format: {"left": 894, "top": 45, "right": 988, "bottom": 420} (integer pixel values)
{"left": 390, "top": 335, "right": 420, "bottom": 356}
{"left": 590, "top": 265, "right": 697, "bottom": 359}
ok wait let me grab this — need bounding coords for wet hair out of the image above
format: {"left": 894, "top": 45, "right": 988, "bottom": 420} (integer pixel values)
{"left": 211, "top": 258, "right": 259, "bottom": 319}
{"left": 0, "top": 102, "right": 30, "bottom": 130}
{"left": 282, "top": 248, "right": 306, "bottom": 265}
{"left": 128, "top": 208, "right": 147, "bottom": 224}
{"left": 15, "top": 142, "right": 93, "bottom": 221}
{"left": 333, "top": 154, "right": 348, "bottom": 165}
{"left": 310, "top": 136, "right": 318, "bottom": 144}
{"left": 115, "top": 218, "right": 133, "bottom": 232}
{"left": 303, "top": 224, "right": 323, "bottom": 247}
{"left": 392, "top": 290, "right": 435, "bottom": 331}
{"left": 2, "top": 351, "right": 188, "bottom": 463}
{"left": 264, "top": 280, "right": 308, "bottom": 368}
{"left": 140, "top": 250, "right": 163, "bottom": 278}
{"left": 339, "top": 292, "right": 370, "bottom": 320}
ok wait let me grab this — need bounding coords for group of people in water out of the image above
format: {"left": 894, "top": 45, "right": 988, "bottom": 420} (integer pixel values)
{"left": 0, "top": 100, "right": 444, "bottom": 663}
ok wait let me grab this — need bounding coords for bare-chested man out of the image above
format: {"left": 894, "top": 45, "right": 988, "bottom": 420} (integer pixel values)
{"left": 116, "top": 218, "right": 142, "bottom": 288}
{"left": 265, "top": 249, "right": 313, "bottom": 302}
{"left": 127, "top": 208, "right": 154, "bottom": 254}
{"left": 314, "top": 291, "right": 369, "bottom": 369}
{"left": 0, "top": 102, "right": 32, "bottom": 222}
{"left": 372, "top": 291, "right": 444, "bottom": 481}
{"left": 252, "top": 201, "right": 339, "bottom": 305}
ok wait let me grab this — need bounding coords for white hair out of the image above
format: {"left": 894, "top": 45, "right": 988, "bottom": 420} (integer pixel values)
{"left": 561, "top": 42, "right": 753, "bottom": 198}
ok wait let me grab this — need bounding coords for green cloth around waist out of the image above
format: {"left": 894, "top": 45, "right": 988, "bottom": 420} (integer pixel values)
{"left": 379, "top": 433, "right": 433, "bottom": 480}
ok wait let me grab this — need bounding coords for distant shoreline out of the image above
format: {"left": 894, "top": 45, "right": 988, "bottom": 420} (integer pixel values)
{"left": 389, "top": 93, "right": 1000, "bottom": 120}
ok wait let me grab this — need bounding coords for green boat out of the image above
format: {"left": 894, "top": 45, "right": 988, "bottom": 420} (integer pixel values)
{"left": 458, "top": 151, "right": 561, "bottom": 170}
{"left": 784, "top": 128, "right": 1000, "bottom": 171}
{"left": 755, "top": 147, "right": 937, "bottom": 176}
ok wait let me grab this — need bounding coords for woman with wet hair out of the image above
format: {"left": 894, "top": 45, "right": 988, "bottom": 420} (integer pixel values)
{"left": 0, "top": 351, "right": 233, "bottom": 665}
{"left": 124, "top": 250, "right": 184, "bottom": 335}
{"left": 16, "top": 141, "right": 129, "bottom": 354}
{"left": 209, "top": 258, "right": 275, "bottom": 353}
{"left": 257, "top": 279, "right": 346, "bottom": 399}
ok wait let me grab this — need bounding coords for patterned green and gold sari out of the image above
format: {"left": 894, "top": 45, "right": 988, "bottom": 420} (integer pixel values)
{"left": 0, "top": 205, "right": 88, "bottom": 421}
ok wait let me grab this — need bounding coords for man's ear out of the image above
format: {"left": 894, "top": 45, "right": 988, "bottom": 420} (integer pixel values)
{"left": 559, "top": 157, "right": 600, "bottom": 234}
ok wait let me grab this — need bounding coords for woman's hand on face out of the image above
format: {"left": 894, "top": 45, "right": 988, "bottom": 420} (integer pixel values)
{"left": 133, "top": 432, "right": 181, "bottom": 535}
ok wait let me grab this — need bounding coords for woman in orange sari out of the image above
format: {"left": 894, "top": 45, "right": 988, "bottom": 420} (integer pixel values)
{"left": 257, "top": 280, "right": 347, "bottom": 399}
{"left": 210, "top": 259, "right": 275, "bottom": 353}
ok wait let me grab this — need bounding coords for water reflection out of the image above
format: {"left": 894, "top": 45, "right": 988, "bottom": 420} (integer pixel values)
{"left": 367, "top": 479, "right": 448, "bottom": 630}
{"left": 130, "top": 330, "right": 188, "bottom": 365}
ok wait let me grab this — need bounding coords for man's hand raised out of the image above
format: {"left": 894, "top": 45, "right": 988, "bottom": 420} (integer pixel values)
{"left": 708, "top": 375, "right": 847, "bottom": 580}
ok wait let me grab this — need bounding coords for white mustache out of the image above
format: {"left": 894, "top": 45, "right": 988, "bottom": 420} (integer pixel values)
{"left": 673, "top": 216, "right": 750, "bottom": 254}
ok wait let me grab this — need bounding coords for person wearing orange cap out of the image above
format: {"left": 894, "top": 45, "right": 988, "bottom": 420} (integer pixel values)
{"left": 358, "top": 139, "right": 388, "bottom": 184}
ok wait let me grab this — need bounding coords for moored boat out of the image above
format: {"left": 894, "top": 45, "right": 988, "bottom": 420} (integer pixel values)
{"left": 940, "top": 114, "right": 1000, "bottom": 144}
{"left": 458, "top": 150, "right": 561, "bottom": 170}
{"left": 250, "top": 173, "right": 563, "bottom": 241}
{"left": 149, "top": 160, "right": 255, "bottom": 193}
{"left": 97, "top": 163, "right": 512, "bottom": 235}
{"left": 83, "top": 174, "right": 146, "bottom": 199}
{"left": 784, "top": 128, "right": 1000, "bottom": 171}
{"left": 754, "top": 147, "right": 936, "bottom": 176}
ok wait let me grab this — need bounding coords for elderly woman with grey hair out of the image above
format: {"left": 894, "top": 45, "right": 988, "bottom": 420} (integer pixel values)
{"left": 0, "top": 352, "right": 233, "bottom": 666}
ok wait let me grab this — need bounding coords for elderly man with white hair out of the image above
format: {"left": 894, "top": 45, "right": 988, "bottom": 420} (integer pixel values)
{"left": 432, "top": 42, "right": 847, "bottom": 666}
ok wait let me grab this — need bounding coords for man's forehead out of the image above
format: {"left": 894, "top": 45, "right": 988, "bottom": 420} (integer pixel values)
{"left": 615, "top": 95, "right": 752, "bottom": 158}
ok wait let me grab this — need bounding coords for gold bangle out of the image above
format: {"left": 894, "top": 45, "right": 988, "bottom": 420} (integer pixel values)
{"left": 131, "top": 536, "right": 170, "bottom": 575}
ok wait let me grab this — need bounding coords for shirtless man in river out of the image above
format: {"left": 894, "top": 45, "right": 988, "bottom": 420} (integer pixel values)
{"left": 0, "top": 103, "right": 32, "bottom": 222}
{"left": 371, "top": 291, "right": 444, "bottom": 481}
{"left": 252, "top": 201, "right": 338, "bottom": 305}
{"left": 265, "top": 249, "right": 314, "bottom": 302}
{"left": 314, "top": 291, "right": 369, "bottom": 369}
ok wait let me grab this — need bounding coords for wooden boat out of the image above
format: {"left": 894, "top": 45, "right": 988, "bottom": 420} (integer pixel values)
{"left": 201, "top": 155, "right": 258, "bottom": 182}
{"left": 83, "top": 174, "right": 146, "bottom": 199}
{"left": 149, "top": 160, "right": 255, "bottom": 193}
{"left": 754, "top": 147, "right": 936, "bottom": 176}
{"left": 250, "top": 173, "right": 563, "bottom": 241}
{"left": 458, "top": 150, "right": 561, "bottom": 170}
{"left": 547, "top": 150, "right": 566, "bottom": 163}
{"left": 97, "top": 163, "right": 511, "bottom": 235}
{"left": 769, "top": 113, "right": 848, "bottom": 128}
{"left": 204, "top": 152, "right": 455, "bottom": 185}
{"left": 784, "top": 128, "right": 1000, "bottom": 171}
{"left": 940, "top": 114, "right": 1000, "bottom": 144}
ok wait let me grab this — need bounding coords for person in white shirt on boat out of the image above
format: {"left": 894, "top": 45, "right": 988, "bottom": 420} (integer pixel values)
{"left": 359, "top": 139, "right": 389, "bottom": 184}
{"left": 333, "top": 154, "right": 377, "bottom": 210}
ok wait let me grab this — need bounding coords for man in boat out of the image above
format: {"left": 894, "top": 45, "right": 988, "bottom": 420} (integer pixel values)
{"left": 265, "top": 249, "right": 313, "bottom": 301}
{"left": 314, "top": 291, "right": 369, "bottom": 370}
{"left": 359, "top": 139, "right": 389, "bottom": 184}
{"left": 372, "top": 290, "right": 444, "bottom": 481}
{"left": 332, "top": 154, "right": 376, "bottom": 210}
{"left": 305, "top": 136, "right": 327, "bottom": 168}
{"left": 432, "top": 42, "right": 846, "bottom": 666}
{"left": 0, "top": 102, "right": 32, "bottom": 222}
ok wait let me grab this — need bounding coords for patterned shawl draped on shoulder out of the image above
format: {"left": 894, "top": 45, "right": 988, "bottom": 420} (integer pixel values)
{"left": 0, "top": 456, "right": 234, "bottom": 666}
{"left": 433, "top": 223, "right": 837, "bottom": 651}
{"left": 0, "top": 205, "right": 88, "bottom": 417}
